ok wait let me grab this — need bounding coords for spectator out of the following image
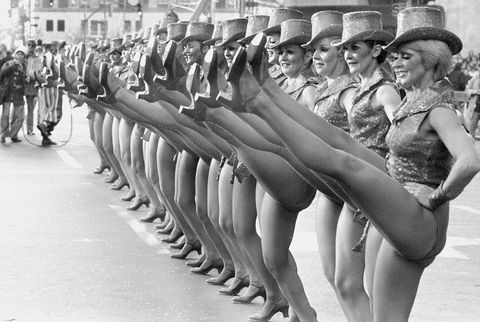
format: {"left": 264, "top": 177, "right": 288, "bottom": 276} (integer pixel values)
{"left": 466, "top": 67, "right": 480, "bottom": 138}
{"left": 0, "top": 45, "right": 27, "bottom": 143}
{"left": 449, "top": 62, "right": 469, "bottom": 91}
{"left": 25, "top": 39, "right": 40, "bottom": 135}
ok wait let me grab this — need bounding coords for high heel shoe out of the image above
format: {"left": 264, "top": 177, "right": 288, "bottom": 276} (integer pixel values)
{"left": 206, "top": 267, "right": 235, "bottom": 285}
{"left": 161, "top": 228, "right": 183, "bottom": 243}
{"left": 155, "top": 220, "right": 174, "bottom": 234}
{"left": 195, "top": 49, "right": 221, "bottom": 106}
{"left": 111, "top": 180, "right": 129, "bottom": 191}
{"left": 121, "top": 190, "right": 136, "bottom": 202}
{"left": 153, "top": 216, "right": 170, "bottom": 230}
{"left": 185, "top": 253, "right": 205, "bottom": 267}
{"left": 190, "top": 258, "right": 223, "bottom": 275}
{"left": 169, "top": 235, "right": 185, "bottom": 249}
{"left": 97, "top": 62, "right": 122, "bottom": 104}
{"left": 248, "top": 298, "right": 289, "bottom": 321}
{"left": 217, "top": 47, "right": 260, "bottom": 113}
{"left": 127, "top": 197, "right": 150, "bottom": 211}
{"left": 93, "top": 164, "right": 110, "bottom": 174}
{"left": 218, "top": 275, "right": 250, "bottom": 296}
{"left": 170, "top": 240, "right": 202, "bottom": 259}
{"left": 232, "top": 285, "right": 266, "bottom": 304}
{"left": 104, "top": 173, "right": 119, "bottom": 184}
{"left": 138, "top": 209, "right": 166, "bottom": 223}
{"left": 246, "top": 33, "right": 269, "bottom": 85}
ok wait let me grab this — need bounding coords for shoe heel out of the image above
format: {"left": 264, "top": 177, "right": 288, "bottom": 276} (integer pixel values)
{"left": 281, "top": 306, "right": 289, "bottom": 318}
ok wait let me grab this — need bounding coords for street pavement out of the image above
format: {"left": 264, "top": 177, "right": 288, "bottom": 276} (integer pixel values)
{"left": 0, "top": 101, "right": 479, "bottom": 321}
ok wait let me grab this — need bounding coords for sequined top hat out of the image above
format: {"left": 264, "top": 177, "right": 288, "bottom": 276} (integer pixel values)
{"left": 141, "top": 27, "right": 152, "bottom": 43}
{"left": 302, "top": 11, "right": 343, "bottom": 49}
{"left": 181, "top": 22, "right": 214, "bottom": 43}
{"left": 263, "top": 8, "right": 304, "bottom": 35}
{"left": 100, "top": 39, "right": 110, "bottom": 52}
{"left": 218, "top": 18, "right": 248, "bottom": 47}
{"left": 330, "top": 11, "right": 394, "bottom": 47}
{"left": 120, "top": 34, "right": 132, "bottom": 47}
{"left": 238, "top": 15, "right": 270, "bottom": 44}
{"left": 132, "top": 28, "right": 144, "bottom": 43}
{"left": 108, "top": 37, "right": 123, "bottom": 55}
{"left": 204, "top": 21, "right": 223, "bottom": 46}
{"left": 167, "top": 21, "right": 189, "bottom": 42}
{"left": 273, "top": 19, "right": 312, "bottom": 49}
{"left": 156, "top": 16, "right": 179, "bottom": 35}
{"left": 384, "top": 7, "right": 462, "bottom": 54}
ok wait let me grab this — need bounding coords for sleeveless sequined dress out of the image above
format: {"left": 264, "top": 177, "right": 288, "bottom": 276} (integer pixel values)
{"left": 385, "top": 79, "right": 454, "bottom": 188}
{"left": 314, "top": 73, "right": 358, "bottom": 133}
{"left": 348, "top": 66, "right": 397, "bottom": 157}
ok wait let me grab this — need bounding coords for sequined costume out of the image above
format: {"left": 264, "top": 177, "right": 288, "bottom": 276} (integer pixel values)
{"left": 386, "top": 80, "right": 454, "bottom": 188}
{"left": 348, "top": 66, "right": 397, "bottom": 157}
{"left": 314, "top": 73, "right": 358, "bottom": 132}
{"left": 385, "top": 79, "right": 455, "bottom": 267}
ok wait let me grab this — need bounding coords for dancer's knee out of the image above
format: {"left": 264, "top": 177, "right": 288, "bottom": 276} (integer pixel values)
{"left": 335, "top": 274, "right": 365, "bottom": 300}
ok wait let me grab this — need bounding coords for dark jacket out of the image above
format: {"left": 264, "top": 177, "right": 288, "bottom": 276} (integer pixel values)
{"left": 0, "top": 59, "right": 26, "bottom": 105}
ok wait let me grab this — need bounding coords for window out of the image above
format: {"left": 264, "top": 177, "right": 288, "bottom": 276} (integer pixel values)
{"left": 90, "top": 20, "right": 99, "bottom": 36}
{"left": 90, "top": 20, "right": 107, "bottom": 37}
{"left": 57, "top": 20, "right": 65, "bottom": 32}
{"left": 46, "top": 19, "right": 53, "bottom": 31}
{"left": 135, "top": 20, "right": 142, "bottom": 32}
{"left": 58, "top": 0, "right": 68, "bottom": 8}
{"left": 124, "top": 20, "right": 131, "bottom": 33}
{"left": 42, "top": 0, "right": 52, "bottom": 8}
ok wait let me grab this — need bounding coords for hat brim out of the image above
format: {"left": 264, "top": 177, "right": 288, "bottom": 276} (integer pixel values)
{"left": 108, "top": 48, "right": 122, "bottom": 55}
{"left": 218, "top": 32, "right": 246, "bottom": 47}
{"left": 330, "top": 29, "right": 394, "bottom": 47}
{"left": 180, "top": 34, "right": 212, "bottom": 44}
{"left": 203, "top": 37, "right": 221, "bottom": 46}
{"left": 262, "top": 25, "right": 281, "bottom": 36}
{"left": 383, "top": 27, "right": 462, "bottom": 55}
{"left": 155, "top": 27, "right": 168, "bottom": 35}
{"left": 238, "top": 33, "right": 257, "bottom": 45}
{"left": 273, "top": 35, "right": 311, "bottom": 49}
{"left": 302, "top": 25, "right": 343, "bottom": 49}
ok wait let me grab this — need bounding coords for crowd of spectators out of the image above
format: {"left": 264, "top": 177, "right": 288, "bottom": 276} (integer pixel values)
{"left": 0, "top": 40, "right": 65, "bottom": 145}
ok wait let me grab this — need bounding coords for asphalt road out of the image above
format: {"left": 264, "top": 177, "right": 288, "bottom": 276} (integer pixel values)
{"left": 0, "top": 101, "right": 479, "bottom": 321}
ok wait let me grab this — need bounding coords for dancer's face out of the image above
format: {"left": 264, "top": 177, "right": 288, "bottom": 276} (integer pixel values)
{"left": 109, "top": 52, "right": 122, "bottom": 65}
{"left": 343, "top": 41, "right": 376, "bottom": 75}
{"left": 223, "top": 42, "right": 241, "bottom": 68}
{"left": 391, "top": 45, "right": 431, "bottom": 89}
{"left": 278, "top": 44, "right": 308, "bottom": 78}
{"left": 156, "top": 32, "right": 167, "bottom": 42}
{"left": 182, "top": 40, "right": 203, "bottom": 66}
{"left": 312, "top": 36, "right": 342, "bottom": 77}
{"left": 267, "top": 33, "right": 280, "bottom": 65}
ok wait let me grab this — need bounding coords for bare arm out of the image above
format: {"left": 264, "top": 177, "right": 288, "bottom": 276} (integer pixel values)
{"left": 430, "top": 107, "right": 480, "bottom": 198}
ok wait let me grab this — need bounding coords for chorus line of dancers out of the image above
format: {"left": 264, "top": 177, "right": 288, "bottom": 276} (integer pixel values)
{"left": 50, "top": 6, "right": 478, "bottom": 322}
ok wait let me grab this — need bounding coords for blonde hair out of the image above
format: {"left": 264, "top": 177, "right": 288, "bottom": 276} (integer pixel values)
{"left": 401, "top": 39, "right": 452, "bottom": 81}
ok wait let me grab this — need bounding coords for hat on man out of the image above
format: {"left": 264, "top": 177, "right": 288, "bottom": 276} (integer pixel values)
{"left": 181, "top": 22, "right": 214, "bottom": 43}
{"left": 273, "top": 19, "right": 312, "bottom": 49}
{"left": 239, "top": 15, "right": 270, "bottom": 44}
{"left": 263, "top": 8, "right": 304, "bottom": 35}
{"left": 203, "top": 21, "right": 223, "bottom": 46}
{"left": 218, "top": 18, "right": 248, "bottom": 47}
{"left": 302, "top": 11, "right": 343, "bottom": 49}
{"left": 167, "top": 21, "right": 189, "bottom": 42}
{"left": 384, "top": 6, "right": 462, "bottom": 54}
{"left": 330, "top": 11, "right": 394, "bottom": 47}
